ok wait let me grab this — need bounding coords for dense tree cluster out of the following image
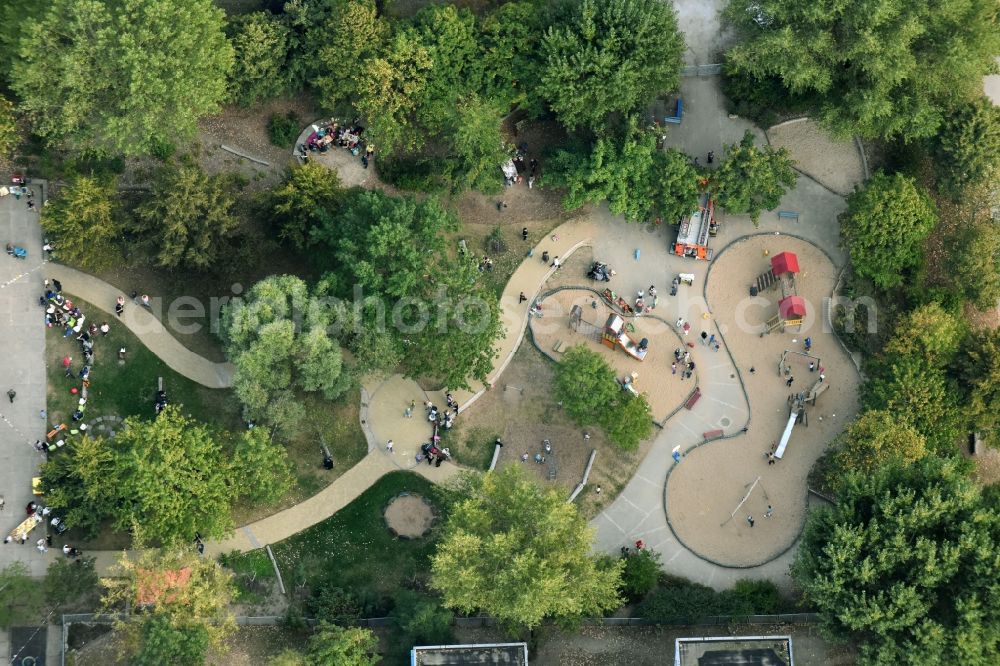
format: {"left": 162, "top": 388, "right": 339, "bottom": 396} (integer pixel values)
{"left": 41, "top": 407, "right": 292, "bottom": 544}
{"left": 723, "top": 0, "right": 1000, "bottom": 141}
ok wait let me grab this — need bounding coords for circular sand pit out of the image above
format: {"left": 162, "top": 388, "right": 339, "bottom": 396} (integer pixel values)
{"left": 384, "top": 493, "right": 435, "bottom": 539}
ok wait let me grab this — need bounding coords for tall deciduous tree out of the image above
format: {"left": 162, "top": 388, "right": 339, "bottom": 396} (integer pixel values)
{"left": 431, "top": 466, "right": 623, "bottom": 631}
{"left": 307, "top": 623, "right": 380, "bottom": 665}
{"left": 227, "top": 11, "right": 291, "bottom": 107}
{"left": 12, "top": 0, "right": 233, "bottom": 156}
{"left": 0, "top": 95, "right": 17, "bottom": 158}
{"left": 134, "top": 163, "right": 239, "bottom": 270}
{"left": 841, "top": 173, "right": 937, "bottom": 289}
{"left": 411, "top": 4, "right": 483, "bottom": 127}
{"left": 480, "top": 2, "right": 544, "bottom": 109}
{"left": 103, "top": 549, "right": 236, "bottom": 665}
{"left": 41, "top": 175, "right": 122, "bottom": 271}
{"left": 863, "top": 356, "right": 962, "bottom": 454}
{"left": 932, "top": 98, "right": 1000, "bottom": 200}
{"left": 223, "top": 275, "right": 351, "bottom": 429}
{"left": 959, "top": 330, "right": 1000, "bottom": 449}
{"left": 110, "top": 407, "right": 238, "bottom": 544}
{"left": 446, "top": 94, "right": 508, "bottom": 194}
{"left": 354, "top": 29, "right": 432, "bottom": 155}
{"left": 539, "top": 0, "right": 684, "bottom": 130}
{"left": 956, "top": 222, "right": 1000, "bottom": 311}
{"left": 270, "top": 161, "right": 343, "bottom": 249}
{"left": 313, "top": 0, "right": 388, "bottom": 111}
{"left": 312, "top": 190, "right": 502, "bottom": 389}
{"left": 828, "top": 410, "right": 927, "bottom": 487}
{"left": 793, "top": 457, "right": 1000, "bottom": 665}
{"left": 712, "top": 130, "right": 797, "bottom": 224}
{"left": 228, "top": 428, "right": 294, "bottom": 505}
{"left": 723, "top": 0, "right": 1000, "bottom": 141}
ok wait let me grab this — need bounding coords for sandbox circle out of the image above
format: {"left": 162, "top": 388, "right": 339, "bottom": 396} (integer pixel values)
{"left": 383, "top": 492, "right": 436, "bottom": 539}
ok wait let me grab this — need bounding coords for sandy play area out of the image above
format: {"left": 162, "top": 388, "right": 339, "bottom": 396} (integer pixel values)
{"left": 767, "top": 118, "right": 865, "bottom": 196}
{"left": 530, "top": 288, "right": 695, "bottom": 422}
{"left": 665, "top": 235, "right": 861, "bottom": 566}
{"left": 384, "top": 493, "right": 435, "bottom": 538}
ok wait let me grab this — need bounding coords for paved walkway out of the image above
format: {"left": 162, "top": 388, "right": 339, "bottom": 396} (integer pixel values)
{"left": 45, "top": 264, "right": 234, "bottom": 389}
{"left": 0, "top": 191, "right": 49, "bottom": 577}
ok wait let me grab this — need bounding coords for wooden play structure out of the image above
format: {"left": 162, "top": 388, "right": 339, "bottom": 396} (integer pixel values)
{"left": 674, "top": 194, "right": 717, "bottom": 261}
{"left": 756, "top": 251, "right": 806, "bottom": 335}
{"left": 602, "top": 314, "right": 649, "bottom": 361}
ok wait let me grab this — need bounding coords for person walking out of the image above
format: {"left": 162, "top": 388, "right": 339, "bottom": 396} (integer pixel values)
{"left": 700, "top": 331, "right": 708, "bottom": 345}
{"left": 131, "top": 290, "right": 139, "bottom": 304}
{"left": 7, "top": 389, "right": 15, "bottom": 403}
{"left": 519, "top": 291, "right": 527, "bottom": 304}
{"left": 768, "top": 452, "right": 776, "bottom": 466}
{"left": 765, "top": 505, "right": 774, "bottom": 518}
{"left": 550, "top": 256, "right": 562, "bottom": 270}
{"left": 52, "top": 279, "right": 62, "bottom": 293}
{"left": 115, "top": 296, "right": 125, "bottom": 317}
{"left": 0, "top": 496, "right": 4, "bottom": 511}
{"left": 36, "top": 538, "right": 47, "bottom": 553}
{"left": 808, "top": 362, "right": 815, "bottom": 372}
{"left": 141, "top": 294, "right": 151, "bottom": 309}
{"left": 100, "top": 322, "right": 110, "bottom": 336}
{"left": 522, "top": 227, "right": 529, "bottom": 241}
{"left": 749, "top": 366, "right": 756, "bottom": 374}
{"left": 747, "top": 516, "right": 755, "bottom": 528}
{"left": 386, "top": 440, "right": 394, "bottom": 454}
{"left": 671, "top": 362, "right": 677, "bottom": 375}
{"left": 786, "top": 376, "right": 794, "bottom": 387}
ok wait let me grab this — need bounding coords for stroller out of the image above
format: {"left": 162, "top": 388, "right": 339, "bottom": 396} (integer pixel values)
{"left": 588, "top": 261, "right": 613, "bottom": 282}
{"left": 5, "top": 243, "right": 27, "bottom": 259}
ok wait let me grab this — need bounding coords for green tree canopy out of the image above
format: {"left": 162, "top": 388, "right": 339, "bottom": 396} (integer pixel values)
{"left": 354, "top": 29, "right": 432, "bottom": 156}
{"left": 228, "top": 427, "right": 294, "bottom": 505}
{"left": 932, "top": 98, "right": 1000, "bottom": 200}
{"left": 723, "top": 0, "right": 1000, "bottom": 141}
{"left": 828, "top": 410, "right": 927, "bottom": 488}
{"left": 312, "top": 190, "right": 502, "bottom": 389}
{"left": 270, "top": 161, "right": 344, "bottom": 249}
{"left": 955, "top": 222, "right": 1000, "bottom": 311}
{"left": 959, "top": 329, "right": 1000, "bottom": 448}
{"left": 554, "top": 345, "right": 653, "bottom": 450}
{"left": 222, "top": 275, "right": 351, "bottom": 428}
{"left": 880, "top": 302, "right": 964, "bottom": 364}
{"left": 546, "top": 131, "right": 701, "bottom": 224}
{"left": 103, "top": 549, "right": 236, "bottom": 665}
{"left": 312, "top": 0, "right": 388, "bottom": 111}
{"left": 538, "top": 0, "right": 684, "bottom": 130}
{"left": 0, "top": 563, "right": 44, "bottom": 629}
{"left": 554, "top": 345, "right": 620, "bottom": 423}
{"left": 793, "top": 457, "right": 1000, "bottom": 665}
{"left": 41, "top": 175, "right": 122, "bottom": 271}
{"left": 431, "top": 466, "right": 623, "bottom": 631}
{"left": 863, "top": 356, "right": 962, "bottom": 455}
{"left": 0, "top": 95, "right": 17, "bottom": 158}
{"left": 12, "top": 0, "right": 233, "bottom": 156}
{"left": 134, "top": 162, "right": 239, "bottom": 270}
{"left": 479, "top": 2, "right": 545, "bottom": 109}
{"left": 307, "top": 622, "right": 380, "bottom": 666}
{"left": 227, "top": 11, "right": 291, "bottom": 107}
{"left": 109, "top": 407, "right": 240, "bottom": 545}
{"left": 712, "top": 130, "right": 797, "bottom": 224}
{"left": 841, "top": 173, "right": 937, "bottom": 289}
{"left": 411, "top": 4, "right": 483, "bottom": 127}
{"left": 444, "top": 94, "right": 509, "bottom": 194}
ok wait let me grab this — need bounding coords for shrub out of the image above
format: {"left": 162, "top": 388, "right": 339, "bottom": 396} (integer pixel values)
{"left": 267, "top": 111, "right": 301, "bottom": 148}
{"left": 621, "top": 549, "right": 661, "bottom": 601}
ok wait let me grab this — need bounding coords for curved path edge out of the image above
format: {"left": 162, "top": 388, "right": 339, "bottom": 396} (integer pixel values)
{"left": 45, "top": 263, "right": 235, "bottom": 389}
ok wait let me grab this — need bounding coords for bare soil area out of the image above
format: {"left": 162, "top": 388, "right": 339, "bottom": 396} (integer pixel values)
{"left": 767, "top": 119, "right": 865, "bottom": 196}
{"left": 665, "top": 235, "right": 861, "bottom": 566}
{"left": 384, "top": 493, "right": 435, "bottom": 538}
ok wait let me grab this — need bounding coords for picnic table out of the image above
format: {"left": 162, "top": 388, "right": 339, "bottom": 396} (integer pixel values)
{"left": 8, "top": 513, "right": 41, "bottom": 541}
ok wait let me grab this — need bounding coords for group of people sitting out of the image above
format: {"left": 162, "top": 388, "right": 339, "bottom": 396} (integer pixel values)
{"left": 299, "top": 119, "right": 375, "bottom": 167}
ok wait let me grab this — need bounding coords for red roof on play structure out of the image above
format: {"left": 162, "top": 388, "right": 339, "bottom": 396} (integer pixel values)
{"left": 771, "top": 251, "right": 800, "bottom": 275}
{"left": 779, "top": 295, "right": 807, "bottom": 319}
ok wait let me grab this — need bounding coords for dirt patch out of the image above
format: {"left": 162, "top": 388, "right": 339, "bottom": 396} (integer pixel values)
{"left": 196, "top": 95, "right": 321, "bottom": 190}
{"left": 384, "top": 493, "right": 435, "bottom": 538}
{"left": 665, "top": 235, "right": 861, "bottom": 566}
{"left": 456, "top": 341, "right": 655, "bottom": 516}
{"left": 767, "top": 119, "right": 864, "bottom": 196}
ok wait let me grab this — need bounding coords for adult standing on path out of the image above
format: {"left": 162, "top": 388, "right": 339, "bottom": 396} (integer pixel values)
{"left": 7, "top": 389, "right": 15, "bottom": 403}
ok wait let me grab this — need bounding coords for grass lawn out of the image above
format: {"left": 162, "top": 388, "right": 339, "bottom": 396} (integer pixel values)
{"left": 44, "top": 294, "right": 240, "bottom": 431}
{"left": 226, "top": 471, "right": 444, "bottom": 613}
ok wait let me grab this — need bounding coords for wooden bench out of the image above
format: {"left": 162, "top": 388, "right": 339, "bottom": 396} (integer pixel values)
{"left": 663, "top": 98, "right": 683, "bottom": 124}
{"left": 702, "top": 429, "right": 724, "bottom": 441}
{"left": 777, "top": 210, "right": 799, "bottom": 222}
{"left": 552, "top": 340, "right": 568, "bottom": 354}
{"left": 684, "top": 388, "right": 701, "bottom": 410}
